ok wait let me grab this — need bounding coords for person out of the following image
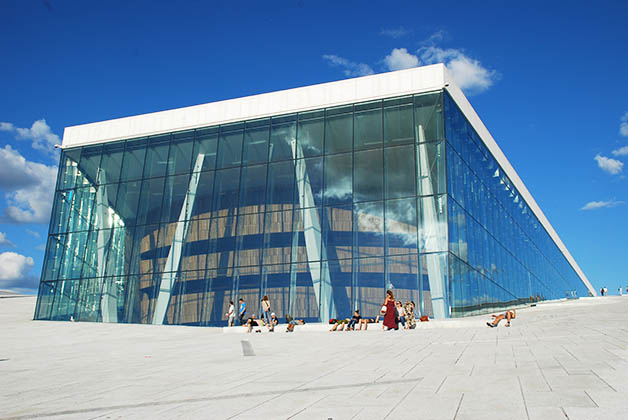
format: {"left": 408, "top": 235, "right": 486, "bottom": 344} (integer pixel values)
{"left": 604, "top": 287, "right": 608, "bottom": 296}
{"left": 383, "top": 290, "right": 398, "bottom": 330}
{"left": 357, "top": 317, "right": 377, "bottom": 330}
{"left": 619, "top": 287, "right": 623, "bottom": 296}
{"left": 487, "top": 309, "right": 516, "bottom": 328}
{"left": 226, "top": 300, "right": 235, "bottom": 326}
{"left": 375, "top": 300, "right": 387, "bottom": 330}
{"left": 286, "top": 319, "right": 305, "bottom": 332}
{"left": 346, "top": 310, "right": 362, "bottom": 331}
{"left": 329, "top": 318, "right": 349, "bottom": 331}
{"left": 404, "top": 301, "right": 416, "bottom": 329}
{"left": 396, "top": 301, "right": 406, "bottom": 329}
{"left": 246, "top": 314, "right": 261, "bottom": 333}
{"left": 238, "top": 298, "right": 247, "bottom": 325}
{"left": 269, "top": 312, "right": 279, "bottom": 328}
{"left": 261, "top": 295, "right": 273, "bottom": 331}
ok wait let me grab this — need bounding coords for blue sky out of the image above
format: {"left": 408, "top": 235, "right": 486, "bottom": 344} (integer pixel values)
{"left": 1, "top": 1, "right": 627, "bottom": 295}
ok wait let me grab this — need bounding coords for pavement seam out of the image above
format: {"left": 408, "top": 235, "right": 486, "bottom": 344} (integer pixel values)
{"left": 590, "top": 369, "right": 618, "bottom": 392}
{"left": 517, "top": 376, "right": 530, "bottom": 420}
{"left": 535, "top": 360, "right": 553, "bottom": 391}
{"left": 583, "top": 390, "right": 599, "bottom": 407}
{"left": 284, "top": 394, "right": 327, "bottom": 419}
{"left": 452, "top": 393, "right": 464, "bottom": 420}
{"left": 435, "top": 376, "right": 447, "bottom": 394}
{"left": 381, "top": 379, "right": 421, "bottom": 420}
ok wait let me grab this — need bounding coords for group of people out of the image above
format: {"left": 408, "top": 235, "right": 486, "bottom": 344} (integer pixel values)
{"left": 598, "top": 286, "right": 628, "bottom": 296}
{"left": 329, "top": 290, "right": 417, "bottom": 331}
{"left": 226, "top": 296, "right": 305, "bottom": 333}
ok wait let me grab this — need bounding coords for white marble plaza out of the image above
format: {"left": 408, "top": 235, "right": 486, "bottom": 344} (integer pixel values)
{"left": 2, "top": 295, "right": 628, "bottom": 419}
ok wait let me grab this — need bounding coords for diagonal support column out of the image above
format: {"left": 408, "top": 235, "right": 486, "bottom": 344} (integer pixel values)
{"left": 96, "top": 173, "right": 118, "bottom": 323}
{"left": 417, "top": 125, "right": 449, "bottom": 318}
{"left": 291, "top": 140, "right": 335, "bottom": 321}
{"left": 151, "top": 154, "right": 205, "bottom": 325}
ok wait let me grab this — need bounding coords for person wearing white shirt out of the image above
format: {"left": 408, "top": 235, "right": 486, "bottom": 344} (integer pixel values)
{"left": 226, "top": 301, "right": 235, "bottom": 326}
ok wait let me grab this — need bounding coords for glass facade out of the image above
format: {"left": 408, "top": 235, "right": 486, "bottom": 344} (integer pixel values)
{"left": 34, "top": 89, "right": 589, "bottom": 325}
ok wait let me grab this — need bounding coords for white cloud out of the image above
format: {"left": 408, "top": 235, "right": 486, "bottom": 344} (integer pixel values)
{"left": 0, "top": 232, "right": 15, "bottom": 248}
{"left": 419, "top": 46, "right": 498, "bottom": 94}
{"left": 0, "top": 119, "right": 60, "bottom": 159}
{"left": 322, "top": 54, "right": 374, "bottom": 77}
{"left": 581, "top": 199, "right": 624, "bottom": 210}
{"left": 25, "top": 229, "right": 41, "bottom": 238}
{"left": 380, "top": 27, "right": 411, "bottom": 38}
{"left": 594, "top": 154, "right": 624, "bottom": 175}
{"left": 620, "top": 112, "right": 628, "bottom": 137}
{"left": 612, "top": 145, "right": 628, "bottom": 156}
{"left": 383, "top": 48, "right": 419, "bottom": 71}
{"left": 0, "top": 145, "right": 57, "bottom": 223}
{"left": 0, "top": 252, "right": 37, "bottom": 288}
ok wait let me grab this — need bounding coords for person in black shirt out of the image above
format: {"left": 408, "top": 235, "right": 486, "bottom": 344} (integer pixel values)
{"left": 346, "top": 310, "right": 362, "bottom": 331}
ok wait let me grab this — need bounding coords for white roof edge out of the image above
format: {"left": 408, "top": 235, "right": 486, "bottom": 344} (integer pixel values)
{"left": 442, "top": 69, "right": 595, "bottom": 296}
{"left": 62, "top": 63, "right": 447, "bottom": 148}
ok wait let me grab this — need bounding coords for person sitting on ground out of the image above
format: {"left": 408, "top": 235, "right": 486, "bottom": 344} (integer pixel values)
{"left": 269, "top": 312, "right": 279, "bottom": 329}
{"left": 396, "top": 301, "right": 406, "bottom": 329}
{"left": 346, "top": 310, "right": 362, "bottom": 331}
{"left": 357, "top": 317, "right": 377, "bottom": 330}
{"left": 329, "top": 318, "right": 349, "bottom": 331}
{"left": 487, "top": 309, "right": 516, "bottom": 328}
{"left": 286, "top": 319, "right": 305, "bottom": 332}
{"left": 246, "top": 314, "right": 261, "bottom": 333}
{"left": 404, "top": 301, "right": 416, "bottom": 329}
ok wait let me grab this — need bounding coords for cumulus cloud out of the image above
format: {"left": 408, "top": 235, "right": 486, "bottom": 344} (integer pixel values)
{"left": 0, "top": 232, "right": 15, "bottom": 248}
{"left": 620, "top": 112, "right": 628, "bottom": 137}
{"left": 581, "top": 199, "right": 624, "bottom": 211}
{"left": 383, "top": 48, "right": 419, "bottom": 71}
{"left": 594, "top": 154, "right": 624, "bottom": 175}
{"left": 0, "top": 145, "right": 57, "bottom": 223}
{"left": 322, "top": 54, "right": 374, "bottom": 77}
{"left": 419, "top": 46, "right": 499, "bottom": 94}
{"left": 0, "top": 251, "right": 38, "bottom": 291}
{"left": 380, "top": 27, "right": 411, "bottom": 38}
{"left": 612, "top": 145, "right": 628, "bottom": 156}
{"left": 0, "top": 119, "right": 60, "bottom": 159}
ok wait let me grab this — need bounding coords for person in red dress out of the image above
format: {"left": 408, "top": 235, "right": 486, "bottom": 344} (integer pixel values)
{"left": 383, "top": 290, "right": 398, "bottom": 330}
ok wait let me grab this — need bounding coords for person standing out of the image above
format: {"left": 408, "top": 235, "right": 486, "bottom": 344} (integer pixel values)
{"left": 226, "top": 300, "right": 235, "bottom": 326}
{"left": 604, "top": 287, "right": 608, "bottom": 296}
{"left": 383, "top": 290, "right": 398, "bottom": 330}
{"left": 238, "top": 298, "right": 247, "bottom": 326}
{"left": 619, "top": 287, "right": 623, "bottom": 296}
{"left": 261, "top": 295, "right": 273, "bottom": 331}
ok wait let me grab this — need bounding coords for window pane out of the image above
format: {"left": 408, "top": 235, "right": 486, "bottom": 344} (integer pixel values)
{"left": 354, "top": 148, "right": 383, "bottom": 202}
{"left": 269, "top": 122, "right": 296, "bottom": 162}
{"left": 120, "top": 138, "right": 147, "bottom": 181}
{"left": 417, "top": 140, "right": 446, "bottom": 196}
{"left": 324, "top": 153, "right": 352, "bottom": 206}
{"left": 267, "top": 161, "right": 295, "bottom": 210}
{"left": 114, "top": 180, "right": 142, "bottom": 227}
{"left": 323, "top": 205, "right": 352, "bottom": 260}
{"left": 243, "top": 124, "right": 269, "bottom": 166}
{"left": 192, "top": 171, "right": 215, "bottom": 219}
{"left": 386, "top": 198, "right": 418, "bottom": 256}
{"left": 297, "top": 117, "right": 323, "bottom": 157}
{"left": 160, "top": 174, "right": 191, "bottom": 223}
{"left": 144, "top": 135, "right": 171, "bottom": 178}
{"left": 136, "top": 177, "right": 166, "bottom": 226}
{"left": 325, "top": 112, "right": 352, "bottom": 154}
{"left": 78, "top": 145, "right": 102, "bottom": 186}
{"left": 384, "top": 101, "right": 414, "bottom": 145}
{"left": 100, "top": 142, "right": 125, "bottom": 184}
{"left": 295, "top": 156, "right": 323, "bottom": 209}
{"left": 418, "top": 194, "right": 448, "bottom": 253}
{"left": 217, "top": 128, "right": 243, "bottom": 169}
{"left": 193, "top": 128, "right": 218, "bottom": 172}
{"left": 239, "top": 164, "right": 267, "bottom": 213}
{"left": 354, "top": 106, "right": 382, "bottom": 150}
{"left": 168, "top": 131, "right": 194, "bottom": 175}
{"left": 414, "top": 92, "right": 443, "bottom": 142}
{"left": 354, "top": 201, "right": 384, "bottom": 258}
{"left": 385, "top": 145, "right": 416, "bottom": 199}
{"left": 212, "top": 167, "right": 240, "bottom": 214}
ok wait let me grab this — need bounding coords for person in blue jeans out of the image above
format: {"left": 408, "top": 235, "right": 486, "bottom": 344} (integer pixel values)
{"left": 346, "top": 310, "right": 362, "bottom": 331}
{"left": 238, "top": 298, "right": 247, "bottom": 326}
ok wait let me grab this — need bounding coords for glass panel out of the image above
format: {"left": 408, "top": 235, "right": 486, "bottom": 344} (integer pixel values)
{"left": 136, "top": 177, "right": 166, "bottom": 226}
{"left": 324, "top": 153, "right": 352, "bottom": 206}
{"left": 386, "top": 198, "right": 418, "bottom": 256}
{"left": 168, "top": 131, "right": 194, "bottom": 175}
{"left": 262, "top": 209, "right": 293, "bottom": 266}
{"left": 193, "top": 128, "right": 218, "bottom": 172}
{"left": 266, "top": 160, "right": 295, "bottom": 211}
{"left": 418, "top": 194, "right": 448, "bottom": 253}
{"left": 212, "top": 168, "right": 240, "bottom": 214}
{"left": 295, "top": 156, "right": 323, "bottom": 208}
{"left": 217, "top": 127, "right": 243, "bottom": 169}
{"left": 325, "top": 111, "right": 352, "bottom": 154}
{"left": 354, "top": 148, "right": 383, "bottom": 202}
{"left": 354, "top": 104, "right": 382, "bottom": 150}
{"left": 417, "top": 140, "right": 446, "bottom": 196}
{"left": 192, "top": 170, "right": 215, "bottom": 219}
{"left": 58, "top": 149, "right": 81, "bottom": 190}
{"left": 78, "top": 145, "right": 102, "bottom": 185}
{"left": 160, "top": 174, "right": 191, "bottom": 223}
{"left": 269, "top": 122, "right": 296, "bottom": 162}
{"left": 119, "top": 138, "right": 147, "bottom": 182}
{"left": 387, "top": 253, "right": 419, "bottom": 309}
{"left": 114, "top": 180, "right": 142, "bottom": 227}
{"left": 323, "top": 205, "right": 352, "bottom": 260}
{"left": 384, "top": 99, "right": 414, "bottom": 145}
{"left": 354, "top": 201, "right": 384, "bottom": 258}
{"left": 243, "top": 123, "right": 269, "bottom": 166}
{"left": 144, "top": 135, "right": 171, "bottom": 178}
{"left": 99, "top": 142, "right": 125, "bottom": 184}
{"left": 414, "top": 92, "right": 443, "bottom": 142}
{"left": 385, "top": 144, "right": 416, "bottom": 199}
{"left": 239, "top": 164, "right": 267, "bottom": 214}
{"left": 297, "top": 117, "right": 324, "bottom": 157}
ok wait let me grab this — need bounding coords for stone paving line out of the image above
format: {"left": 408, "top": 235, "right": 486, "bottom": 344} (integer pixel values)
{"left": 1, "top": 296, "right": 628, "bottom": 419}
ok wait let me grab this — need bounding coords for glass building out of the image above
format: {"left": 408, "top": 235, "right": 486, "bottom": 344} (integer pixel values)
{"left": 34, "top": 64, "right": 594, "bottom": 326}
